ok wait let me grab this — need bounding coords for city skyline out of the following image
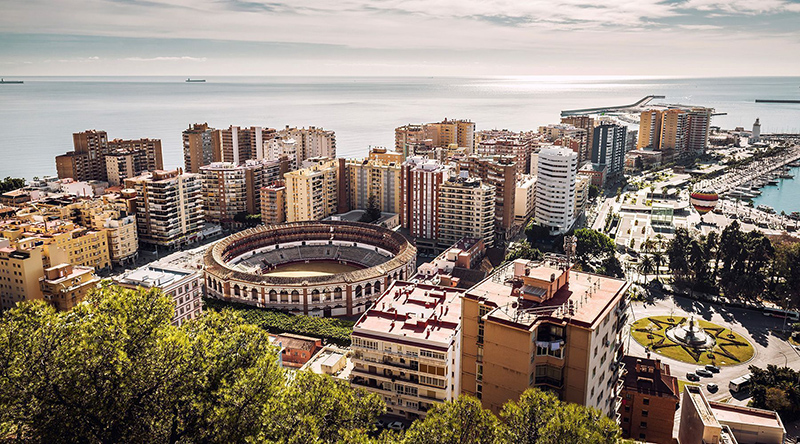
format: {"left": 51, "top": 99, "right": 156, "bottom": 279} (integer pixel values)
{"left": 2, "top": 0, "right": 800, "bottom": 76}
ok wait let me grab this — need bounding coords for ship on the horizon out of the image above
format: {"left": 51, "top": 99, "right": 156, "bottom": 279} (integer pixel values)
{"left": 185, "top": 78, "right": 206, "bottom": 83}
{"left": 0, "top": 78, "right": 24, "bottom": 84}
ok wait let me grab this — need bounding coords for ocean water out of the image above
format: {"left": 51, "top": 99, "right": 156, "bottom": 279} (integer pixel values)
{"left": 1, "top": 76, "right": 799, "bottom": 180}
{"left": 751, "top": 165, "right": 800, "bottom": 214}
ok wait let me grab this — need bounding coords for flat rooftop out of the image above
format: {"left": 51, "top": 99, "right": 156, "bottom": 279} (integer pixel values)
{"left": 709, "top": 401, "right": 784, "bottom": 429}
{"left": 115, "top": 265, "right": 194, "bottom": 288}
{"left": 468, "top": 259, "right": 628, "bottom": 329}
{"left": 353, "top": 281, "right": 463, "bottom": 347}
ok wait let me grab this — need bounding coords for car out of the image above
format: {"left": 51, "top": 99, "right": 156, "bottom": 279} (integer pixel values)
{"left": 375, "top": 419, "right": 387, "bottom": 429}
{"left": 707, "top": 383, "right": 719, "bottom": 392}
{"left": 696, "top": 368, "right": 713, "bottom": 378}
{"left": 705, "top": 365, "right": 721, "bottom": 373}
{"left": 687, "top": 372, "right": 700, "bottom": 382}
{"left": 387, "top": 421, "right": 405, "bottom": 432}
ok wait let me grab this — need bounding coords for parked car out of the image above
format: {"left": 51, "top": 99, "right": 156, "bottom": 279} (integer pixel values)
{"left": 375, "top": 419, "right": 387, "bottom": 429}
{"left": 707, "top": 383, "right": 719, "bottom": 392}
{"left": 387, "top": 421, "right": 406, "bottom": 432}
{"left": 687, "top": 372, "right": 701, "bottom": 382}
{"left": 696, "top": 368, "right": 713, "bottom": 378}
{"left": 705, "top": 365, "right": 721, "bottom": 373}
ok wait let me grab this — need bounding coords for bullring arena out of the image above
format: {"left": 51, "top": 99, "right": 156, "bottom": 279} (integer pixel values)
{"left": 204, "top": 221, "right": 417, "bottom": 317}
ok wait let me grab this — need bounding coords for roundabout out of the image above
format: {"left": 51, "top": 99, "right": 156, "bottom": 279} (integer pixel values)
{"left": 631, "top": 316, "right": 755, "bottom": 366}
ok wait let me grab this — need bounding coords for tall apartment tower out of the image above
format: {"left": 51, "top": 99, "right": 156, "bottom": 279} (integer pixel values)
{"left": 183, "top": 123, "right": 216, "bottom": 173}
{"left": 637, "top": 110, "right": 664, "bottom": 150}
{"left": 591, "top": 124, "right": 627, "bottom": 182}
{"left": 461, "top": 259, "right": 630, "bottom": 417}
{"left": 260, "top": 180, "right": 286, "bottom": 225}
{"left": 395, "top": 124, "right": 430, "bottom": 159}
{"left": 535, "top": 147, "right": 578, "bottom": 235}
{"left": 0, "top": 246, "right": 45, "bottom": 310}
{"left": 277, "top": 126, "right": 336, "bottom": 165}
{"left": 340, "top": 148, "right": 403, "bottom": 215}
{"left": 560, "top": 115, "right": 596, "bottom": 163}
{"left": 476, "top": 133, "right": 534, "bottom": 176}
{"left": 400, "top": 157, "right": 450, "bottom": 252}
{"left": 659, "top": 109, "right": 688, "bottom": 153}
{"left": 284, "top": 159, "right": 339, "bottom": 222}
{"left": 56, "top": 130, "right": 110, "bottom": 182}
{"left": 350, "top": 282, "right": 465, "bottom": 420}
{"left": 212, "top": 126, "right": 275, "bottom": 166}
{"left": 437, "top": 175, "right": 495, "bottom": 248}
{"left": 104, "top": 139, "right": 164, "bottom": 187}
{"left": 125, "top": 169, "right": 204, "bottom": 248}
{"left": 200, "top": 161, "right": 265, "bottom": 225}
{"left": 686, "top": 108, "right": 713, "bottom": 153}
{"left": 456, "top": 155, "right": 517, "bottom": 244}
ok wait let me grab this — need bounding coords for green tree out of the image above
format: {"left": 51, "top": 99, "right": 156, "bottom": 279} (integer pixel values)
{"left": 403, "top": 396, "right": 499, "bottom": 444}
{"left": 359, "top": 194, "right": 383, "bottom": 223}
{"left": 0, "top": 177, "right": 25, "bottom": 193}
{"left": 666, "top": 227, "right": 692, "bottom": 283}
{"left": 773, "top": 240, "right": 800, "bottom": 310}
{"left": 505, "top": 242, "right": 543, "bottom": 262}
{"left": 574, "top": 228, "right": 615, "bottom": 265}
{"left": 588, "top": 184, "right": 601, "bottom": 200}
{"left": 638, "top": 255, "right": 654, "bottom": 284}
{"left": 749, "top": 365, "right": 800, "bottom": 423}
{"left": 598, "top": 256, "right": 625, "bottom": 278}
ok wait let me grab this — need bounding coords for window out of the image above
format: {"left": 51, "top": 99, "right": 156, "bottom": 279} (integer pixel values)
{"left": 642, "top": 398, "right": 650, "bottom": 406}
{"left": 640, "top": 422, "right": 647, "bottom": 429}
{"left": 639, "top": 433, "right": 646, "bottom": 440}
{"left": 642, "top": 410, "right": 648, "bottom": 417}
{"left": 623, "top": 417, "right": 629, "bottom": 423}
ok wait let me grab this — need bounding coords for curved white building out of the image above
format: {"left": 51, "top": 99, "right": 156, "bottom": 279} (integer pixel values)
{"left": 534, "top": 146, "right": 578, "bottom": 235}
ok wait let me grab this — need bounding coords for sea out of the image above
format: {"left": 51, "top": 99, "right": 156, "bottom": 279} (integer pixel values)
{"left": 1, "top": 75, "right": 799, "bottom": 205}
{"left": 751, "top": 165, "right": 800, "bottom": 214}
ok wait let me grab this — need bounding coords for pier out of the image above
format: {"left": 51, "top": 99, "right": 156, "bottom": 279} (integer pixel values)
{"left": 755, "top": 99, "right": 800, "bottom": 104}
{"left": 560, "top": 95, "right": 665, "bottom": 116}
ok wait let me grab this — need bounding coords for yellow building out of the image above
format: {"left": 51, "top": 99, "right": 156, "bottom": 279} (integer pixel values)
{"left": 659, "top": 109, "right": 688, "bottom": 152}
{"left": 2, "top": 220, "right": 111, "bottom": 271}
{"left": 0, "top": 244, "right": 45, "bottom": 310}
{"left": 461, "top": 259, "right": 630, "bottom": 417}
{"left": 284, "top": 159, "right": 339, "bottom": 222}
{"left": 637, "top": 110, "right": 664, "bottom": 150}
{"left": 39, "top": 263, "right": 100, "bottom": 311}
{"left": 74, "top": 200, "right": 138, "bottom": 266}
{"left": 342, "top": 148, "right": 403, "bottom": 215}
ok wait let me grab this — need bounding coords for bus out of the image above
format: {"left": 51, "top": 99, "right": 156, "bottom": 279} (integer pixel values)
{"left": 763, "top": 307, "right": 800, "bottom": 321}
{"left": 729, "top": 374, "right": 751, "bottom": 394}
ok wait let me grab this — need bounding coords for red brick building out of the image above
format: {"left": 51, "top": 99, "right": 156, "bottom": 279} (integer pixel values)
{"left": 619, "top": 356, "right": 680, "bottom": 443}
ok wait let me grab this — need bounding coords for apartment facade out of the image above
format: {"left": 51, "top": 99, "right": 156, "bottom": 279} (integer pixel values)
{"left": 260, "top": 180, "right": 287, "bottom": 225}
{"left": 200, "top": 161, "right": 265, "bottom": 225}
{"left": 476, "top": 131, "right": 535, "bottom": 176}
{"left": 437, "top": 175, "right": 495, "bottom": 249}
{"left": 457, "top": 155, "right": 517, "bottom": 242}
{"left": 183, "top": 122, "right": 216, "bottom": 173}
{"left": 115, "top": 264, "right": 204, "bottom": 326}
{"left": 619, "top": 356, "right": 679, "bottom": 443}
{"left": 637, "top": 110, "right": 664, "bottom": 150}
{"left": 351, "top": 282, "right": 464, "bottom": 420}
{"left": 535, "top": 146, "right": 578, "bottom": 235}
{"left": 460, "top": 258, "right": 630, "bottom": 417}
{"left": 400, "top": 157, "right": 450, "bottom": 252}
{"left": 125, "top": 169, "right": 204, "bottom": 248}
{"left": 56, "top": 130, "right": 163, "bottom": 183}
{"left": 514, "top": 175, "right": 536, "bottom": 225}
{"left": 277, "top": 126, "right": 337, "bottom": 163}
{"left": 74, "top": 201, "right": 138, "bottom": 266}
{"left": 39, "top": 263, "right": 100, "bottom": 311}
{"left": 591, "top": 123, "right": 627, "bottom": 182}
{"left": 0, "top": 245, "right": 45, "bottom": 310}
{"left": 284, "top": 159, "right": 339, "bottom": 222}
{"left": 560, "top": 115, "right": 596, "bottom": 163}
{"left": 340, "top": 148, "right": 403, "bottom": 215}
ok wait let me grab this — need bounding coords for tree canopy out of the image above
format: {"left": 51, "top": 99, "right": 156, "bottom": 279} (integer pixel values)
{"left": 0, "top": 177, "right": 25, "bottom": 193}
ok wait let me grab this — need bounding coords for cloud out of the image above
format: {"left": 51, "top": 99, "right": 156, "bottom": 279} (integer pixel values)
{"left": 681, "top": 0, "right": 800, "bottom": 14}
{"left": 678, "top": 24, "right": 723, "bottom": 30}
{"left": 123, "top": 56, "right": 208, "bottom": 62}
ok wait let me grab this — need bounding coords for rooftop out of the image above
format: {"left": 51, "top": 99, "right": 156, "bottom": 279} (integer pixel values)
{"left": 467, "top": 258, "right": 628, "bottom": 329}
{"left": 115, "top": 265, "right": 194, "bottom": 288}
{"left": 353, "top": 281, "right": 463, "bottom": 347}
{"left": 709, "top": 401, "right": 785, "bottom": 429}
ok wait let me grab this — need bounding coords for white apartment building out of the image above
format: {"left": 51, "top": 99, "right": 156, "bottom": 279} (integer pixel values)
{"left": 350, "top": 281, "right": 464, "bottom": 420}
{"left": 535, "top": 147, "right": 577, "bottom": 235}
{"left": 277, "top": 126, "right": 336, "bottom": 165}
{"left": 115, "top": 264, "right": 204, "bottom": 326}
{"left": 124, "top": 169, "right": 204, "bottom": 248}
{"left": 437, "top": 174, "right": 495, "bottom": 249}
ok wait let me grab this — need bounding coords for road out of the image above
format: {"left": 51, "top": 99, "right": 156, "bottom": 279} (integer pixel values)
{"left": 624, "top": 293, "right": 800, "bottom": 404}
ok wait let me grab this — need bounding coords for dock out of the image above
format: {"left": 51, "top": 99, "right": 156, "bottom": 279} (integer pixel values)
{"left": 560, "top": 95, "right": 665, "bottom": 117}
{"left": 755, "top": 99, "right": 800, "bottom": 104}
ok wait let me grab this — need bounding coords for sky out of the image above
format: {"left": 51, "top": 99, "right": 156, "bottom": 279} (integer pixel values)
{"left": 1, "top": 0, "right": 799, "bottom": 76}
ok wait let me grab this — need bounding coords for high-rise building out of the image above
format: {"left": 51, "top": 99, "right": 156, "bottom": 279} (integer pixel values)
{"left": 340, "top": 148, "right": 403, "bottom": 215}
{"left": 561, "top": 115, "right": 596, "bottom": 163}
{"left": 212, "top": 126, "right": 276, "bottom": 166}
{"left": 457, "top": 155, "right": 517, "bottom": 243}
{"left": 514, "top": 175, "right": 536, "bottom": 225}
{"left": 350, "top": 281, "right": 464, "bottom": 420}
{"left": 260, "top": 180, "right": 286, "bottom": 225}
{"left": 637, "top": 110, "right": 664, "bottom": 151}
{"left": 534, "top": 147, "right": 577, "bottom": 235}
{"left": 395, "top": 119, "right": 475, "bottom": 158}
{"left": 277, "top": 126, "right": 337, "bottom": 165}
{"left": 39, "top": 263, "right": 99, "bottom": 311}
{"left": 540, "top": 123, "right": 588, "bottom": 163}
{"left": 591, "top": 123, "right": 627, "bottom": 182}
{"left": 686, "top": 108, "right": 713, "bottom": 153}
{"left": 437, "top": 175, "right": 495, "bottom": 248}
{"left": 400, "top": 157, "right": 450, "bottom": 252}
{"left": 461, "top": 258, "right": 630, "bottom": 416}
{"left": 659, "top": 109, "right": 688, "bottom": 153}
{"left": 284, "top": 159, "right": 339, "bottom": 222}
{"left": 183, "top": 123, "right": 216, "bottom": 173}
{"left": 574, "top": 175, "right": 591, "bottom": 219}
{"left": 125, "top": 169, "right": 204, "bottom": 248}
{"left": 394, "top": 124, "right": 431, "bottom": 159}
{"left": 476, "top": 132, "right": 535, "bottom": 176}
{"left": 200, "top": 161, "right": 265, "bottom": 225}
{"left": 56, "top": 131, "right": 163, "bottom": 184}
{"left": 73, "top": 199, "right": 138, "bottom": 266}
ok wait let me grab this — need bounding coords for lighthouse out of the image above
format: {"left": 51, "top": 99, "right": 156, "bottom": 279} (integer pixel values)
{"left": 751, "top": 118, "right": 761, "bottom": 143}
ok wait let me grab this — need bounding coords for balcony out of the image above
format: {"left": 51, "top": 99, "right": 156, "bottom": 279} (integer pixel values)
{"left": 534, "top": 377, "right": 564, "bottom": 389}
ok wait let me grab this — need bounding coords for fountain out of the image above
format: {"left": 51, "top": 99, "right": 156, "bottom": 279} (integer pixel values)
{"left": 665, "top": 316, "right": 716, "bottom": 350}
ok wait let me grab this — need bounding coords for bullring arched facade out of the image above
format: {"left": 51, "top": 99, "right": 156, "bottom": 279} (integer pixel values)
{"left": 204, "top": 221, "right": 417, "bottom": 317}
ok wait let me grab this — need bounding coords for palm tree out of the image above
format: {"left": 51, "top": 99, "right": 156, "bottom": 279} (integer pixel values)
{"left": 638, "top": 255, "right": 655, "bottom": 284}
{"left": 651, "top": 250, "right": 665, "bottom": 282}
